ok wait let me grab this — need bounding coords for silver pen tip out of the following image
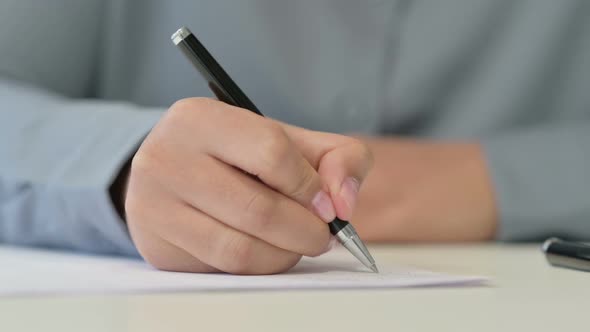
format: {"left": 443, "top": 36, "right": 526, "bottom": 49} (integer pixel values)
{"left": 334, "top": 222, "right": 379, "bottom": 274}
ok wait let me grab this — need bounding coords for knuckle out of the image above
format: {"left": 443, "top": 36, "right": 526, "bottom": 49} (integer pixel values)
{"left": 345, "top": 138, "right": 374, "bottom": 174}
{"left": 353, "top": 138, "right": 372, "bottom": 158}
{"left": 169, "top": 97, "right": 214, "bottom": 113}
{"left": 348, "top": 137, "right": 370, "bottom": 155}
{"left": 244, "top": 191, "right": 278, "bottom": 232}
{"left": 129, "top": 148, "right": 164, "bottom": 184}
{"left": 167, "top": 97, "right": 219, "bottom": 130}
{"left": 169, "top": 98, "right": 193, "bottom": 112}
{"left": 222, "top": 235, "right": 256, "bottom": 274}
{"left": 358, "top": 141, "right": 374, "bottom": 169}
{"left": 258, "top": 123, "right": 291, "bottom": 174}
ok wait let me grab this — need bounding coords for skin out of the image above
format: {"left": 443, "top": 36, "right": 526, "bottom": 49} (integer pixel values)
{"left": 125, "top": 98, "right": 373, "bottom": 275}
{"left": 124, "top": 98, "right": 497, "bottom": 275}
{"left": 353, "top": 139, "right": 497, "bottom": 242}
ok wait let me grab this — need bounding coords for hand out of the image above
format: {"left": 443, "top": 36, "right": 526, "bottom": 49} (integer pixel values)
{"left": 353, "top": 138, "right": 497, "bottom": 242}
{"left": 124, "top": 98, "right": 372, "bottom": 275}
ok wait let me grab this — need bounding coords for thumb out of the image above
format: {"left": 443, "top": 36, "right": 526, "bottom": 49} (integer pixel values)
{"left": 317, "top": 141, "right": 373, "bottom": 221}
{"left": 278, "top": 122, "right": 373, "bottom": 221}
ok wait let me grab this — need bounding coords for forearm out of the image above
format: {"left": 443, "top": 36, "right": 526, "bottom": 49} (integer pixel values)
{"left": 352, "top": 137, "right": 496, "bottom": 242}
{"left": 354, "top": 122, "right": 590, "bottom": 243}
{"left": 0, "top": 79, "right": 162, "bottom": 255}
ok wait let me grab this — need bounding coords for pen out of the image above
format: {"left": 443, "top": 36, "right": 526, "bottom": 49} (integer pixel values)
{"left": 171, "top": 27, "right": 379, "bottom": 273}
{"left": 542, "top": 237, "right": 590, "bottom": 272}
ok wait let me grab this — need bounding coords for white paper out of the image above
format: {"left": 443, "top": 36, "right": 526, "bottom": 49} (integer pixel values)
{"left": 0, "top": 246, "right": 487, "bottom": 296}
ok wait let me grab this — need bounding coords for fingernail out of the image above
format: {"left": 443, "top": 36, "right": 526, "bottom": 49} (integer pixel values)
{"left": 311, "top": 191, "right": 336, "bottom": 223}
{"left": 322, "top": 237, "right": 338, "bottom": 254}
{"left": 340, "top": 177, "right": 360, "bottom": 217}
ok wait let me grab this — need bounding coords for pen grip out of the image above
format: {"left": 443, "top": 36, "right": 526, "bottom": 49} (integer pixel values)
{"left": 328, "top": 218, "right": 350, "bottom": 235}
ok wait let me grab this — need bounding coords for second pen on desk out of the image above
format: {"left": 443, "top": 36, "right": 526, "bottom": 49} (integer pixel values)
{"left": 171, "top": 27, "right": 378, "bottom": 273}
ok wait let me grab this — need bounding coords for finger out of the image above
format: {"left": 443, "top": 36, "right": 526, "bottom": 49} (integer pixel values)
{"left": 163, "top": 153, "right": 331, "bottom": 257}
{"left": 145, "top": 196, "right": 302, "bottom": 275}
{"left": 188, "top": 99, "right": 331, "bottom": 219}
{"left": 280, "top": 123, "right": 373, "bottom": 220}
{"left": 317, "top": 141, "right": 373, "bottom": 220}
{"left": 278, "top": 122, "right": 350, "bottom": 167}
{"left": 129, "top": 223, "right": 219, "bottom": 273}
{"left": 126, "top": 165, "right": 218, "bottom": 273}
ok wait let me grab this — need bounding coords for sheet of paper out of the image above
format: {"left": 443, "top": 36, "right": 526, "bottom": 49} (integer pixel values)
{"left": 0, "top": 246, "right": 487, "bottom": 296}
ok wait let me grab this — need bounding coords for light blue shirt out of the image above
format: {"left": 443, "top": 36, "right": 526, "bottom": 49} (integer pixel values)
{"left": 1, "top": 0, "right": 590, "bottom": 256}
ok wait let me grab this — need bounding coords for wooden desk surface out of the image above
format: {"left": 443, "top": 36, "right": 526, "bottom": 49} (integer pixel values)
{"left": 1, "top": 244, "right": 587, "bottom": 332}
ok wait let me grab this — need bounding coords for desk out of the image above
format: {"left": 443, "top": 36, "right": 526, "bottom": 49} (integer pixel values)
{"left": 0, "top": 244, "right": 586, "bottom": 331}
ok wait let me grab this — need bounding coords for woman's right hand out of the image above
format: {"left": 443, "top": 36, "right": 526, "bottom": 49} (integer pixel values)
{"left": 124, "top": 98, "right": 373, "bottom": 275}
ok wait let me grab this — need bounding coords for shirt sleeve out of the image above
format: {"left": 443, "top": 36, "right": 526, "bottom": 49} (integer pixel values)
{"left": 483, "top": 123, "right": 590, "bottom": 241}
{"left": 0, "top": 1, "right": 165, "bottom": 256}
{"left": 0, "top": 79, "right": 162, "bottom": 256}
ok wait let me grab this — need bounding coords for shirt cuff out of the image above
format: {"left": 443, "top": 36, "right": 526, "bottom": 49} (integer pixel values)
{"left": 61, "top": 106, "right": 162, "bottom": 256}
{"left": 482, "top": 125, "right": 590, "bottom": 241}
